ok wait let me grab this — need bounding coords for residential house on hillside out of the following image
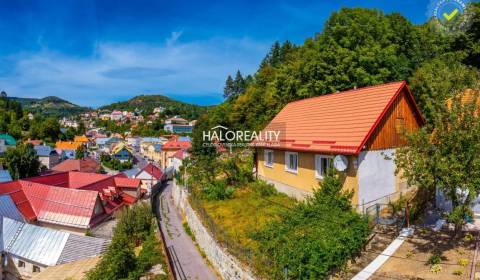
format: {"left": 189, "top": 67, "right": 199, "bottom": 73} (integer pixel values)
{"left": 144, "top": 143, "right": 163, "bottom": 162}
{"left": 160, "top": 139, "right": 191, "bottom": 169}
{"left": 59, "top": 117, "right": 78, "bottom": 128}
{"left": 164, "top": 116, "right": 194, "bottom": 133}
{"left": 0, "top": 170, "right": 12, "bottom": 183}
{"left": 55, "top": 141, "right": 84, "bottom": 159}
{"left": 0, "top": 171, "right": 142, "bottom": 234}
{"left": 153, "top": 106, "right": 165, "bottom": 114}
{"left": 140, "top": 137, "right": 167, "bottom": 154}
{"left": 254, "top": 81, "right": 424, "bottom": 209}
{"left": 34, "top": 145, "right": 61, "bottom": 169}
{"left": 0, "top": 215, "right": 109, "bottom": 279}
{"left": 96, "top": 137, "right": 122, "bottom": 152}
{"left": 126, "top": 137, "right": 141, "bottom": 151}
{"left": 131, "top": 163, "right": 164, "bottom": 195}
{"left": 26, "top": 139, "right": 43, "bottom": 146}
{"left": 0, "top": 134, "right": 16, "bottom": 154}
{"left": 172, "top": 150, "right": 189, "bottom": 172}
{"left": 74, "top": 135, "right": 90, "bottom": 148}
{"left": 51, "top": 158, "right": 100, "bottom": 173}
{"left": 111, "top": 143, "right": 133, "bottom": 162}
{"left": 110, "top": 110, "right": 123, "bottom": 121}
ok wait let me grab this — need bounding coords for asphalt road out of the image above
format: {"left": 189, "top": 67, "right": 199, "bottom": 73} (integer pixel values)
{"left": 155, "top": 181, "right": 217, "bottom": 280}
{"left": 133, "top": 151, "right": 148, "bottom": 169}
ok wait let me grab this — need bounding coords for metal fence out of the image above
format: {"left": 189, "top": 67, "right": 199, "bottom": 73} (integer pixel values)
{"left": 364, "top": 202, "right": 407, "bottom": 232}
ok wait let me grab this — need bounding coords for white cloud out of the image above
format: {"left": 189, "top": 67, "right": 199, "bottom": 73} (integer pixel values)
{"left": 166, "top": 30, "right": 183, "bottom": 46}
{"left": 0, "top": 34, "right": 269, "bottom": 107}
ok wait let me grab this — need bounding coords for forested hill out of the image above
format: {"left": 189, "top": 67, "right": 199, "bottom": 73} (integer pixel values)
{"left": 9, "top": 96, "right": 90, "bottom": 117}
{"left": 99, "top": 94, "right": 210, "bottom": 119}
{"left": 191, "top": 5, "right": 480, "bottom": 154}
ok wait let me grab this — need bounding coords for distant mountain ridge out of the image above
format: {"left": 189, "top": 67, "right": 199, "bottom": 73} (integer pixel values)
{"left": 8, "top": 96, "right": 90, "bottom": 117}
{"left": 99, "top": 94, "right": 210, "bottom": 120}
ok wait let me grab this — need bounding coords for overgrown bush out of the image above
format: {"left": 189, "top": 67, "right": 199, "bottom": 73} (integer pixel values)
{"left": 202, "top": 180, "right": 235, "bottom": 200}
{"left": 87, "top": 203, "right": 166, "bottom": 280}
{"left": 251, "top": 174, "right": 370, "bottom": 279}
{"left": 100, "top": 153, "right": 133, "bottom": 171}
{"left": 251, "top": 180, "right": 277, "bottom": 197}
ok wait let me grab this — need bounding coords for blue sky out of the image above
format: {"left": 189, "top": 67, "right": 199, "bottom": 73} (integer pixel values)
{"left": 0, "top": 0, "right": 437, "bottom": 107}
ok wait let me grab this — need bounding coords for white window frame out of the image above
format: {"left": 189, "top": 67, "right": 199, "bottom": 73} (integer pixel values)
{"left": 264, "top": 149, "right": 274, "bottom": 168}
{"left": 285, "top": 152, "right": 298, "bottom": 173}
{"left": 315, "top": 155, "right": 333, "bottom": 179}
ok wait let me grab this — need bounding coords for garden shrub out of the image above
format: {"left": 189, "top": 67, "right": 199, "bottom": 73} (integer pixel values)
{"left": 251, "top": 174, "right": 370, "bottom": 279}
{"left": 87, "top": 203, "right": 166, "bottom": 280}
{"left": 251, "top": 180, "right": 277, "bottom": 197}
{"left": 202, "top": 180, "right": 235, "bottom": 200}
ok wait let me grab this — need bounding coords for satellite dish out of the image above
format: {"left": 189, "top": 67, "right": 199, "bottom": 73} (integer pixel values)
{"left": 333, "top": 155, "right": 348, "bottom": 172}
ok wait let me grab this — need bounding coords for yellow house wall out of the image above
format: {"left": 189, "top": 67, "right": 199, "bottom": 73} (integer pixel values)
{"left": 257, "top": 148, "right": 359, "bottom": 204}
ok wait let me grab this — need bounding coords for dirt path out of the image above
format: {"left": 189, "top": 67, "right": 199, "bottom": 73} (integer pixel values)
{"left": 155, "top": 181, "right": 218, "bottom": 280}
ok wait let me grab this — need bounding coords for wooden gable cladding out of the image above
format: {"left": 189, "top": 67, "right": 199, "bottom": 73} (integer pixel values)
{"left": 365, "top": 88, "right": 423, "bottom": 151}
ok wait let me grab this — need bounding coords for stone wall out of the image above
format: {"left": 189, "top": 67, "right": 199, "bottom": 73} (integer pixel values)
{"left": 171, "top": 181, "right": 256, "bottom": 280}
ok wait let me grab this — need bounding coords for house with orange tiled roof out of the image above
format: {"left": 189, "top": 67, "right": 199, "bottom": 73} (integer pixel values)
{"left": 74, "top": 135, "right": 91, "bottom": 148}
{"left": 55, "top": 141, "right": 85, "bottom": 159}
{"left": 255, "top": 81, "right": 424, "bottom": 209}
{"left": 159, "top": 138, "right": 191, "bottom": 168}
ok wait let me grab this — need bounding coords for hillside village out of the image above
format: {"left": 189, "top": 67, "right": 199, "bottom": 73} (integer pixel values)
{"left": 0, "top": 2, "right": 479, "bottom": 280}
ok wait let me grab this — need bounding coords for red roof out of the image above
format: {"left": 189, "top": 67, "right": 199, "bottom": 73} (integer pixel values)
{"left": 0, "top": 181, "right": 36, "bottom": 221}
{"left": 162, "top": 140, "right": 191, "bottom": 150}
{"left": 255, "top": 81, "right": 423, "bottom": 155}
{"left": 51, "top": 158, "right": 100, "bottom": 173}
{"left": 20, "top": 181, "right": 99, "bottom": 228}
{"left": 114, "top": 176, "right": 142, "bottom": 189}
{"left": 137, "top": 163, "right": 163, "bottom": 180}
{"left": 172, "top": 150, "right": 187, "bottom": 160}
{"left": 0, "top": 171, "right": 142, "bottom": 228}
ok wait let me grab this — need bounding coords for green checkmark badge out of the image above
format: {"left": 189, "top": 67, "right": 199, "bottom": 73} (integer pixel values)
{"left": 443, "top": 8, "right": 459, "bottom": 21}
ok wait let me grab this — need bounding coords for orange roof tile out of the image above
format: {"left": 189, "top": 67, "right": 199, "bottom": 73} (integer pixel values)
{"left": 55, "top": 141, "right": 83, "bottom": 150}
{"left": 255, "top": 81, "right": 423, "bottom": 155}
{"left": 162, "top": 140, "right": 192, "bottom": 150}
{"left": 74, "top": 135, "right": 89, "bottom": 143}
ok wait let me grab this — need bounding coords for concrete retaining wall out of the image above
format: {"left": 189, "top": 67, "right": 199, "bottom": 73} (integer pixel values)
{"left": 171, "top": 181, "right": 257, "bottom": 280}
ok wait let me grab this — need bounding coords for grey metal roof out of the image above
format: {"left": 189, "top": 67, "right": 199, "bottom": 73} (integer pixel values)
{"left": 141, "top": 137, "right": 162, "bottom": 143}
{"left": 0, "top": 195, "right": 24, "bottom": 222}
{"left": 123, "top": 167, "right": 141, "bottom": 178}
{"left": 6, "top": 218, "right": 69, "bottom": 266}
{"left": 57, "top": 234, "right": 110, "bottom": 265}
{"left": 0, "top": 170, "right": 12, "bottom": 183}
{"left": 34, "top": 145, "right": 56, "bottom": 157}
{"left": 95, "top": 137, "right": 111, "bottom": 145}
{"left": 1, "top": 216, "right": 109, "bottom": 267}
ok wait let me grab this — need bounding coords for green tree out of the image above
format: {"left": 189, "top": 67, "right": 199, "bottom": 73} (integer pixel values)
{"left": 86, "top": 233, "right": 137, "bottom": 280}
{"left": 452, "top": 2, "right": 480, "bottom": 68}
{"left": 75, "top": 145, "right": 86, "bottom": 159}
{"left": 409, "top": 55, "right": 480, "bottom": 123}
{"left": 395, "top": 90, "right": 480, "bottom": 230}
{"left": 2, "top": 143, "right": 41, "bottom": 179}
{"left": 252, "top": 173, "right": 370, "bottom": 279}
{"left": 223, "top": 75, "right": 235, "bottom": 99}
{"left": 233, "top": 70, "right": 246, "bottom": 97}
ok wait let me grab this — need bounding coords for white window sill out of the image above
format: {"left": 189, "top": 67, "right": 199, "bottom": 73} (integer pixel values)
{"left": 285, "top": 169, "right": 298, "bottom": 174}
